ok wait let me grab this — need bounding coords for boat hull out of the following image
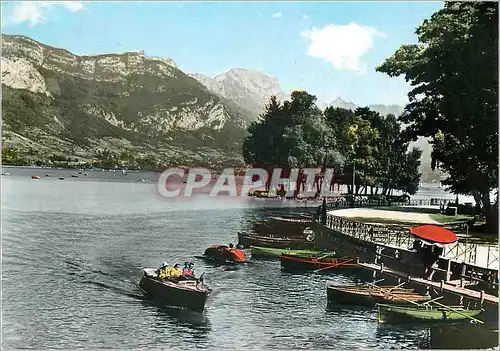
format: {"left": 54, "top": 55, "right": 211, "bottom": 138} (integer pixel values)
{"left": 238, "top": 232, "right": 314, "bottom": 249}
{"left": 139, "top": 270, "right": 210, "bottom": 313}
{"left": 202, "top": 245, "right": 246, "bottom": 264}
{"left": 377, "top": 303, "right": 483, "bottom": 324}
{"left": 251, "top": 246, "right": 334, "bottom": 259}
{"left": 327, "top": 285, "right": 431, "bottom": 306}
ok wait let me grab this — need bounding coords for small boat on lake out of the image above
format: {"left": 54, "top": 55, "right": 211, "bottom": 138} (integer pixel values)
{"left": 327, "top": 284, "right": 431, "bottom": 306}
{"left": 237, "top": 231, "right": 315, "bottom": 249}
{"left": 139, "top": 268, "right": 211, "bottom": 312}
{"left": 377, "top": 303, "right": 483, "bottom": 324}
{"left": 280, "top": 253, "right": 356, "bottom": 272}
{"left": 269, "top": 215, "right": 313, "bottom": 223}
{"left": 251, "top": 246, "right": 335, "bottom": 259}
{"left": 31, "top": 175, "right": 40, "bottom": 179}
{"left": 196, "top": 244, "right": 247, "bottom": 264}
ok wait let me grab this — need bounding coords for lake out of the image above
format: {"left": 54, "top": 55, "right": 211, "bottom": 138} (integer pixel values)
{"left": 2, "top": 167, "right": 498, "bottom": 349}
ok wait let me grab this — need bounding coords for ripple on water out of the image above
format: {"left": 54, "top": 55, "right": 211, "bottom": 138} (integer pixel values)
{"left": 2, "top": 177, "right": 498, "bottom": 349}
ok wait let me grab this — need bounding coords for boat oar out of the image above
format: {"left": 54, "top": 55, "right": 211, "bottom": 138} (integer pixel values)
{"left": 361, "top": 278, "right": 385, "bottom": 288}
{"left": 366, "top": 282, "right": 422, "bottom": 307}
{"left": 313, "top": 258, "right": 355, "bottom": 273}
{"left": 316, "top": 252, "right": 335, "bottom": 260}
{"left": 428, "top": 300, "right": 484, "bottom": 324}
{"left": 383, "top": 282, "right": 407, "bottom": 294}
{"left": 421, "top": 295, "right": 444, "bottom": 305}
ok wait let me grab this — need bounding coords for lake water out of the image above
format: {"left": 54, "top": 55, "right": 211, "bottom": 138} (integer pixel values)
{"left": 2, "top": 167, "right": 498, "bottom": 349}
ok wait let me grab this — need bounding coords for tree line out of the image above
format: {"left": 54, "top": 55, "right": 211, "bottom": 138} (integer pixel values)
{"left": 242, "top": 91, "right": 422, "bottom": 197}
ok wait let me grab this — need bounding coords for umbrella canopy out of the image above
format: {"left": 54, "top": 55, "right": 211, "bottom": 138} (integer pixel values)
{"left": 409, "top": 225, "right": 458, "bottom": 244}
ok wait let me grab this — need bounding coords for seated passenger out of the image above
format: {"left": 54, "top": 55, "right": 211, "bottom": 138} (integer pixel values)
{"left": 188, "top": 262, "right": 195, "bottom": 276}
{"left": 158, "top": 262, "right": 169, "bottom": 279}
{"left": 170, "top": 263, "right": 182, "bottom": 277}
{"left": 182, "top": 262, "right": 191, "bottom": 276}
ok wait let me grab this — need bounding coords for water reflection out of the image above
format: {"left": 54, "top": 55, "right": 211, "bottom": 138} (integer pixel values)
{"left": 140, "top": 299, "right": 211, "bottom": 344}
{"left": 429, "top": 323, "right": 499, "bottom": 349}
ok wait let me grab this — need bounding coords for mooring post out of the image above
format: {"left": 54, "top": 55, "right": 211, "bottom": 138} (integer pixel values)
{"left": 480, "top": 290, "right": 484, "bottom": 305}
{"left": 446, "top": 259, "right": 451, "bottom": 283}
{"left": 440, "top": 280, "right": 444, "bottom": 292}
{"left": 380, "top": 262, "right": 384, "bottom": 273}
{"left": 356, "top": 256, "right": 360, "bottom": 266}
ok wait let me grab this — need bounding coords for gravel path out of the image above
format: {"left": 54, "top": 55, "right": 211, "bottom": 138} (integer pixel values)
{"left": 328, "top": 208, "right": 439, "bottom": 224}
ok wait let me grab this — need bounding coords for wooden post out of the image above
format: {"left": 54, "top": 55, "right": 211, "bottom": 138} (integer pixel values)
{"left": 440, "top": 280, "right": 444, "bottom": 292}
{"left": 480, "top": 290, "right": 484, "bottom": 305}
{"left": 487, "top": 247, "right": 491, "bottom": 268}
{"left": 380, "top": 262, "right": 384, "bottom": 273}
{"left": 356, "top": 256, "right": 360, "bottom": 266}
{"left": 446, "top": 259, "right": 452, "bottom": 283}
{"left": 460, "top": 264, "right": 467, "bottom": 287}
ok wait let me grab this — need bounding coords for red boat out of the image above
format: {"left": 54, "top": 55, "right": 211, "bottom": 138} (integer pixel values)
{"left": 198, "top": 244, "right": 247, "bottom": 264}
{"left": 280, "top": 253, "right": 356, "bottom": 272}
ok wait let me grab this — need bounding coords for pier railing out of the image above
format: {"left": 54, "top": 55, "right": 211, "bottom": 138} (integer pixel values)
{"left": 325, "top": 197, "right": 453, "bottom": 210}
{"left": 324, "top": 215, "right": 498, "bottom": 270}
{"left": 442, "top": 241, "right": 499, "bottom": 270}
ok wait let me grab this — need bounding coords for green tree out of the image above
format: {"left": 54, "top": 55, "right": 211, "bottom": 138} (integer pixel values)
{"left": 376, "top": 2, "right": 498, "bottom": 229}
{"left": 243, "top": 91, "right": 343, "bottom": 192}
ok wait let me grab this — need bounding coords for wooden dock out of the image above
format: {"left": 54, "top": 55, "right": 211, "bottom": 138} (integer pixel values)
{"left": 358, "top": 261, "right": 499, "bottom": 305}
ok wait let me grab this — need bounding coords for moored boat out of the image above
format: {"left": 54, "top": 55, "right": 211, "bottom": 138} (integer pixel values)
{"left": 138, "top": 268, "right": 211, "bottom": 312}
{"left": 280, "top": 253, "right": 356, "bottom": 272}
{"left": 237, "top": 231, "right": 315, "bottom": 249}
{"left": 327, "top": 285, "right": 431, "bottom": 306}
{"left": 377, "top": 303, "right": 483, "bottom": 324}
{"left": 269, "top": 215, "right": 313, "bottom": 223}
{"left": 198, "top": 244, "right": 247, "bottom": 264}
{"left": 253, "top": 221, "right": 311, "bottom": 237}
{"left": 31, "top": 175, "right": 40, "bottom": 179}
{"left": 251, "top": 245, "right": 335, "bottom": 259}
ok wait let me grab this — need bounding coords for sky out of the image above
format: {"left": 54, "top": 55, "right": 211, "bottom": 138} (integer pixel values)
{"left": 1, "top": 1, "right": 444, "bottom": 106}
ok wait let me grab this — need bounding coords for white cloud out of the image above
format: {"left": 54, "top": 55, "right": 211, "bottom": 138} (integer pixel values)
{"left": 302, "top": 14, "right": 310, "bottom": 20}
{"left": 301, "top": 22, "right": 385, "bottom": 74}
{"left": 271, "top": 12, "right": 282, "bottom": 18}
{"left": 4, "top": 1, "right": 84, "bottom": 27}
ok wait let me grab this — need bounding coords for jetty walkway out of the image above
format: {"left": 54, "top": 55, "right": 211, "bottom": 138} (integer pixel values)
{"left": 315, "top": 198, "right": 499, "bottom": 306}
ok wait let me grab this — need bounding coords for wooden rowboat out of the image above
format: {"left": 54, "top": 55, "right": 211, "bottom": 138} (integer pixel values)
{"left": 280, "top": 253, "right": 355, "bottom": 272}
{"left": 253, "top": 221, "right": 311, "bottom": 237}
{"left": 237, "top": 231, "right": 314, "bottom": 249}
{"left": 327, "top": 285, "right": 431, "bottom": 306}
{"left": 139, "top": 268, "right": 211, "bottom": 312}
{"left": 251, "top": 246, "right": 335, "bottom": 258}
{"left": 377, "top": 303, "right": 483, "bottom": 324}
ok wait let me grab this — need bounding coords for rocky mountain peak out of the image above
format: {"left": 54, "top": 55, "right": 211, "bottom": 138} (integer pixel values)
{"left": 189, "top": 68, "right": 289, "bottom": 118}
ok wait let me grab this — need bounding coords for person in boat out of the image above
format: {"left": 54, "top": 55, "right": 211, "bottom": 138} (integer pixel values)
{"left": 182, "top": 262, "right": 191, "bottom": 276}
{"left": 165, "top": 263, "right": 182, "bottom": 278}
{"left": 188, "top": 262, "right": 195, "bottom": 276}
{"left": 157, "top": 262, "right": 169, "bottom": 279}
{"left": 170, "top": 263, "right": 182, "bottom": 277}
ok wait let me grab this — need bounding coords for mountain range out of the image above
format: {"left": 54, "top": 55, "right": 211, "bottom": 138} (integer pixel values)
{"left": 1, "top": 34, "right": 442, "bottom": 179}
